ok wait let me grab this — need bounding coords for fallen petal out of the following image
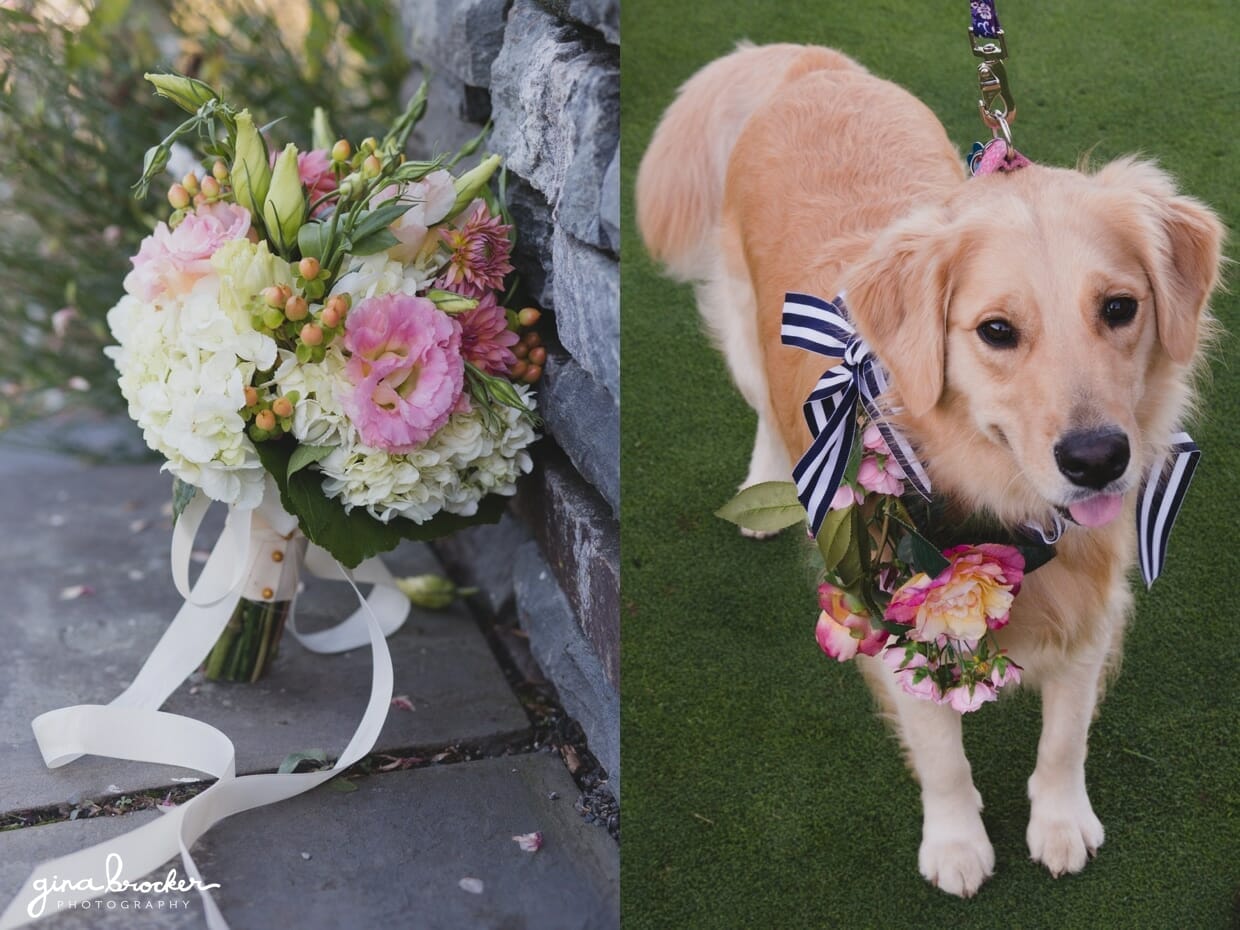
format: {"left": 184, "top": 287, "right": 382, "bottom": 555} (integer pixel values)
{"left": 59, "top": 584, "right": 94, "bottom": 600}
{"left": 390, "top": 695, "right": 415, "bottom": 712}
{"left": 512, "top": 832, "right": 543, "bottom": 853}
{"left": 458, "top": 877, "right": 484, "bottom": 895}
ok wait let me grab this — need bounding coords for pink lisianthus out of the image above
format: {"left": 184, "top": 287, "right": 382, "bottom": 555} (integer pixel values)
{"left": 857, "top": 455, "right": 904, "bottom": 496}
{"left": 439, "top": 200, "right": 514, "bottom": 297}
{"left": 944, "top": 680, "right": 998, "bottom": 713}
{"left": 125, "top": 202, "right": 251, "bottom": 302}
{"left": 815, "top": 583, "right": 886, "bottom": 662}
{"left": 884, "top": 544, "right": 1024, "bottom": 642}
{"left": 341, "top": 294, "right": 465, "bottom": 453}
{"left": 882, "top": 645, "right": 942, "bottom": 701}
{"left": 374, "top": 171, "right": 457, "bottom": 262}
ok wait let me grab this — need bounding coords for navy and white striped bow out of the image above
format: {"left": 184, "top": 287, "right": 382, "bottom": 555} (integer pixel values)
{"left": 780, "top": 292, "right": 931, "bottom": 535}
{"left": 781, "top": 291, "right": 1200, "bottom": 587}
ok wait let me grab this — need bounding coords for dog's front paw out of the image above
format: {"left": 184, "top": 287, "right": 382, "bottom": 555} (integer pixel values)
{"left": 1027, "top": 790, "right": 1104, "bottom": 877}
{"left": 919, "top": 819, "right": 994, "bottom": 898}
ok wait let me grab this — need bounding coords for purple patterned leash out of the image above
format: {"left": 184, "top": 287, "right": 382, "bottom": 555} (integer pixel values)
{"left": 970, "top": 0, "right": 1002, "bottom": 38}
{"left": 968, "top": 0, "right": 1024, "bottom": 171}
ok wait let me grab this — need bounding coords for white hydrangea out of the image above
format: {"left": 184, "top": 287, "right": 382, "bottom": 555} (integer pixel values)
{"left": 317, "top": 385, "right": 537, "bottom": 523}
{"left": 268, "top": 345, "right": 349, "bottom": 447}
{"left": 104, "top": 241, "right": 287, "bottom": 508}
{"left": 330, "top": 253, "right": 426, "bottom": 302}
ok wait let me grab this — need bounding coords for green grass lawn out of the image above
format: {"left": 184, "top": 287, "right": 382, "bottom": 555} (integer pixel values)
{"left": 620, "top": 2, "right": 1240, "bottom": 927}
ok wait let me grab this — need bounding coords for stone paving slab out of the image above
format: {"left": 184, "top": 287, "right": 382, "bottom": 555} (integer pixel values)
{"left": 0, "top": 446, "right": 529, "bottom": 813}
{"left": 0, "top": 753, "right": 619, "bottom": 930}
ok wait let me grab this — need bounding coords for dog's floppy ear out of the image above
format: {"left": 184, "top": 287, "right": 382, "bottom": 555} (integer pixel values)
{"left": 843, "top": 209, "right": 960, "bottom": 417}
{"left": 1095, "top": 157, "right": 1225, "bottom": 364}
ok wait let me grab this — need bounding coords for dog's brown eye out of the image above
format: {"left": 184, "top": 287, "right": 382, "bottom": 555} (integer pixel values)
{"left": 977, "top": 318, "right": 1018, "bottom": 348}
{"left": 1102, "top": 296, "right": 1138, "bottom": 327}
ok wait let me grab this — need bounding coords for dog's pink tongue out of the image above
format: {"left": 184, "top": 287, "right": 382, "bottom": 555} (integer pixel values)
{"left": 1068, "top": 493, "right": 1124, "bottom": 528}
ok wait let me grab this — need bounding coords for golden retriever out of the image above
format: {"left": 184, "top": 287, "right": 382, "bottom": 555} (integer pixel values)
{"left": 636, "top": 42, "right": 1224, "bottom": 897}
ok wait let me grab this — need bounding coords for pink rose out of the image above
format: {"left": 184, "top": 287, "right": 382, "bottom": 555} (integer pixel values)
{"left": 885, "top": 544, "right": 1024, "bottom": 642}
{"left": 125, "top": 202, "right": 251, "bottom": 302}
{"left": 342, "top": 294, "right": 465, "bottom": 452}
{"left": 989, "top": 657, "right": 1022, "bottom": 689}
{"left": 857, "top": 455, "right": 904, "bottom": 496}
{"left": 815, "top": 582, "right": 886, "bottom": 662}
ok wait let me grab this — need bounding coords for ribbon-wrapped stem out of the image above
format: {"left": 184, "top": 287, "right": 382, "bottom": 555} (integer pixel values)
{"left": 201, "top": 504, "right": 308, "bottom": 683}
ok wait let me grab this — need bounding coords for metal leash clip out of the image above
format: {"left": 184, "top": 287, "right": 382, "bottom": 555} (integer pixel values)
{"left": 969, "top": 27, "right": 1016, "bottom": 141}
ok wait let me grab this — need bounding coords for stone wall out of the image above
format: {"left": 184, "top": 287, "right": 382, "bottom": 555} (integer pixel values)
{"left": 398, "top": 0, "right": 620, "bottom": 796}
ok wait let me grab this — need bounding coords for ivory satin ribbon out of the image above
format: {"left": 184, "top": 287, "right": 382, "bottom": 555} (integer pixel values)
{"left": 1, "top": 478, "right": 411, "bottom": 929}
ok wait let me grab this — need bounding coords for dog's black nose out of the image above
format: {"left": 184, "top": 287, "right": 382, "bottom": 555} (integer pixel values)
{"left": 1054, "top": 428, "right": 1130, "bottom": 489}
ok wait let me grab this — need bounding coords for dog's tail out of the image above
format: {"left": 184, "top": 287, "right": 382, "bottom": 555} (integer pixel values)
{"left": 636, "top": 42, "right": 863, "bottom": 281}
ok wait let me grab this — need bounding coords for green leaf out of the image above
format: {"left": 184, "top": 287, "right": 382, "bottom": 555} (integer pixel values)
{"left": 349, "top": 202, "right": 414, "bottom": 242}
{"left": 278, "top": 749, "right": 327, "bottom": 774}
{"left": 714, "top": 481, "right": 805, "bottom": 533}
{"left": 815, "top": 505, "right": 854, "bottom": 574}
{"left": 348, "top": 228, "right": 400, "bottom": 256}
{"left": 297, "top": 222, "right": 330, "bottom": 260}
{"left": 896, "top": 531, "right": 951, "bottom": 576}
{"left": 171, "top": 478, "right": 198, "bottom": 526}
{"left": 288, "top": 443, "right": 333, "bottom": 477}
{"left": 255, "top": 439, "right": 511, "bottom": 567}
{"left": 325, "top": 777, "right": 358, "bottom": 793}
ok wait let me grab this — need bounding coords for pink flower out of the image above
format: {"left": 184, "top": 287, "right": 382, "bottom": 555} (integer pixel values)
{"left": 944, "top": 680, "right": 997, "bottom": 713}
{"left": 882, "top": 645, "right": 941, "bottom": 701}
{"left": 885, "top": 544, "right": 1025, "bottom": 642}
{"left": 125, "top": 202, "right": 251, "bottom": 302}
{"left": 862, "top": 423, "right": 890, "bottom": 455}
{"left": 815, "top": 583, "right": 886, "bottom": 662}
{"left": 341, "top": 294, "right": 465, "bottom": 453}
{"left": 374, "top": 171, "right": 457, "bottom": 263}
{"left": 857, "top": 455, "right": 904, "bottom": 496}
{"left": 457, "top": 291, "right": 519, "bottom": 375}
{"left": 829, "top": 484, "right": 863, "bottom": 511}
{"left": 989, "top": 657, "right": 1022, "bottom": 689}
{"left": 439, "top": 200, "right": 514, "bottom": 297}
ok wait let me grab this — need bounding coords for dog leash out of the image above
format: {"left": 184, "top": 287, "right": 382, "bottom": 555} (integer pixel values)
{"left": 967, "top": 0, "right": 1030, "bottom": 174}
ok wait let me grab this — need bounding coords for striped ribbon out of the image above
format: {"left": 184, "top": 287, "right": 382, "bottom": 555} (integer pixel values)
{"left": 781, "top": 292, "right": 1199, "bottom": 586}
{"left": 780, "top": 292, "right": 930, "bottom": 536}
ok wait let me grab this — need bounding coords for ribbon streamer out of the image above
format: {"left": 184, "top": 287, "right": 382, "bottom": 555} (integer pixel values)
{"left": 1, "top": 479, "right": 411, "bottom": 930}
{"left": 782, "top": 291, "right": 1200, "bottom": 586}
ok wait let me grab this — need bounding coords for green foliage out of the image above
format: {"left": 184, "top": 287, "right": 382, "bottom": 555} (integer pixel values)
{"left": 0, "top": 0, "right": 410, "bottom": 428}
{"left": 714, "top": 480, "right": 805, "bottom": 533}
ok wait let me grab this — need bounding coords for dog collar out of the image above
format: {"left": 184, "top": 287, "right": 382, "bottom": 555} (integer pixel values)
{"left": 780, "top": 291, "right": 1200, "bottom": 587}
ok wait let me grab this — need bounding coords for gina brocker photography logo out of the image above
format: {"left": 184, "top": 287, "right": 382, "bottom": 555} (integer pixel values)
{"left": 27, "top": 853, "right": 218, "bottom": 919}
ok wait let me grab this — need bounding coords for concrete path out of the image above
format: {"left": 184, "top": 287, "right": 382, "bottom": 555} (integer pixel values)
{"left": 0, "top": 424, "right": 618, "bottom": 929}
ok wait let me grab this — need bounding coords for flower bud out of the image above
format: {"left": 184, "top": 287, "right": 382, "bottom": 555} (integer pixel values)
{"left": 523, "top": 331, "right": 542, "bottom": 349}
{"left": 181, "top": 173, "right": 199, "bottom": 195}
{"left": 200, "top": 176, "right": 220, "bottom": 198}
{"left": 321, "top": 306, "right": 342, "bottom": 328}
{"left": 522, "top": 364, "right": 543, "bottom": 384}
{"left": 324, "top": 295, "right": 350, "bottom": 320}
{"left": 528, "top": 346, "right": 547, "bottom": 367}
{"left": 448, "top": 154, "right": 501, "bottom": 217}
{"left": 263, "top": 144, "right": 308, "bottom": 253}
{"left": 167, "top": 184, "right": 191, "bottom": 209}
{"left": 510, "top": 360, "right": 528, "bottom": 379}
{"left": 517, "top": 307, "right": 541, "bottom": 328}
{"left": 192, "top": 193, "right": 206, "bottom": 207}
{"left": 255, "top": 409, "right": 276, "bottom": 431}
{"left": 513, "top": 342, "right": 529, "bottom": 360}
{"left": 331, "top": 139, "right": 352, "bottom": 162}
{"left": 425, "top": 289, "right": 479, "bottom": 314}
{"left": 362, "top": 154, "right": 382, "bottom": 178}
{"left": 243, "top": 386, "right": 258, "bottom": 407}
{"left": 272, "top": 396, "right": 294, "bottom": 418}
{"left": 300, "top": 323, "right": 323, "bottom": 346}
{"left": 311, "top": 106, "right": 335, "bottom": 152}
{"left": 395, "top": 574, "right": 468, "bottom": 609}
{"left": 262, "top": 286, "right": 285, "bottom": 308}
{"left": 298, "top": 257, "right": 320, "bottom": 280}
{"left": 144, "top": 72, "right": 218, "bottom": 114}
{"left": 212, "top": 160, "right": 229, "bottom": 181}
{"left": 284, "top": 295, "right": 309, "bottom": 321}
{"left": 231, "top": 110, "right": 271, "bottom": 220}
{"left": 360, "top": 136, "right": 378, "bottom": 154}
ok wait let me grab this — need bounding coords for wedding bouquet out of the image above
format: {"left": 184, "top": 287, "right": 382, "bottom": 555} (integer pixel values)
{"left": 106, "top": 74, "right": 541, "bottom": 680}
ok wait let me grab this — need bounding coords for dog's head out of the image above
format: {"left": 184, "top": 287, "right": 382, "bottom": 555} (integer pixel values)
{"left": 843, "top": 158, "right": 1224, "bottom": 528}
